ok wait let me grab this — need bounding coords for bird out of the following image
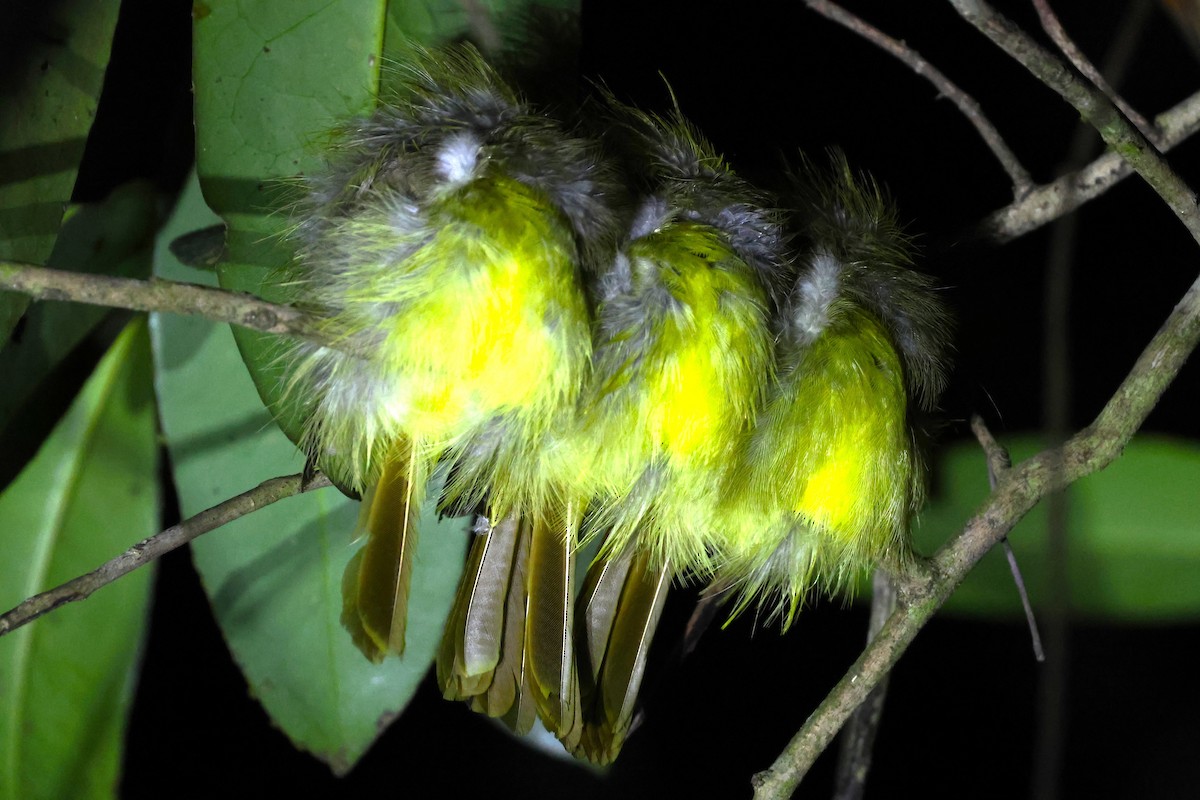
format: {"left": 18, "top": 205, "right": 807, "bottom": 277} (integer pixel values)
{"left": 285, "top": 42, "right": 619, "bottom": 665}
{"left": 567, "top": 102, "right": 788, "bottom": 763}
{"left": 714, "top": 153, "right": 952, "bottom": 628}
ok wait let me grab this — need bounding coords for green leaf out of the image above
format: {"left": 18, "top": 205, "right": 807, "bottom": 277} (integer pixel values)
{"left": 0, "top": 320, "right": 159, "bottom": 800}
{"left": 151, "top": 171, "right": 469, "bottom": 773}
{"left": 0, "top": 181, "right": 160, "bottom": 435}
{"left": 915, "top": 434, "right": 1200, "bottom": 621}
{"left": 0, "top": 0, "right": 124, "bottom": 345}
{"left": 191, "top": 0, "right": 389, "bottom": 445}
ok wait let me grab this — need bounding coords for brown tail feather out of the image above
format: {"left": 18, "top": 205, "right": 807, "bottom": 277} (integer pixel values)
{"left": 342, "top": 441, "right": 423, "bottom": 659}
{"left": 524, "top": 502, "right": 583, "bottom": 750}
{"left": 575, "top": 542, "right": 670, "bottom": 764}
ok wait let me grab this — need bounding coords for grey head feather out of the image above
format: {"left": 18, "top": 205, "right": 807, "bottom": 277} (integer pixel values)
{"left": 596, "top": 95, "right": 791, "bottom": 304}
{"left": 786, "top": 151, "right": 953, "bottom": 409}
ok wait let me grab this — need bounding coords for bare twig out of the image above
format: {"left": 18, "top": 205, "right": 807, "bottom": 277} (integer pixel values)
{"left": 971, "top": 414, "right": 1012, "bottom": 481}
{"left": 977, "top": 418, "right": 1046, "bottom": 661}
{"left": 0, "top": 261, "right": 361, "bottom": 356}
{"left": 807, "top": 0, "right": 1193, "bottom": 244}
{"left": 1033, "top": 465, "right": 1070, "bottom": 795}
{"left": 1031, "top": 0, "right": 1159, "bottom": 144}
{"left": 0, "top": 472, "right": 332, "bottom": 637}
{"left": 803, "top": 0, "right": 1034, "bottom": 197}
{"left": 1003, "top": 540, "right": 1045, "bottom": 662}
{"left": 982, "top": 87, "right": 1200, "bottom": 242}
{"left": 951, "top": 0, "right": 1200, "bottom": 246}
{"left": 971, "top": 416, "right": 1044, "bottom": 661}
{"left": 832, "top": 571, "right": 898, "bottom": 800}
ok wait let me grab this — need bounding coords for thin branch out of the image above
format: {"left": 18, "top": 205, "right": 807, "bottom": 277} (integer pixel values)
{"left": 951, "top": 0, "right": 1200, "bottom": 247}
{"left": 832, "top": 570, "right": 898, "bottom": 800}
{"left": 0, "top": 261, "right": 360, "bottom": 356}
{"left": 971, "top": 413, "right": 1012, "bottom": 480}
{"left": 751, "top": 262, "right": 1200, "bottom": 798}
{"left": 1031, "top": 0, "right": 1159, "bottom": 144}
{"left": 809, "top": 0, "right": 1189, "bottom": 244}
{"left": 803, "top": 0, "right": 1034, "bottom": 197}
{"left": 0, "top": 472, "right": 332, "bottom": 637}
{"left": 1003, "top": 538, "right": 1046, "bottom": 662}
{"left": 982, "top": 87, "right": 1200, "bottom": 242}
{"left": 972, "top": 416, "right": 1044, "bottom": 660}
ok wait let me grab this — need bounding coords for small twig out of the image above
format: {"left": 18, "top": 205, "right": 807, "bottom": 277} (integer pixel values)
{"left": 981, "top": 87, "right": 1200, "bottom": 242}
{"left": 971, "top": 419, "right": 1047, "bottom": 670}
{"left": 970, "top": 414, "right": 1044, "bottom": 660}
{"left": 808, "top": 0, "right": 1189, "bottom": 244}
{"left": 957, "top": 16, "right": 1195, "bottom": 791}
{"left": 0, "top": 261, "right": 364, "bottom": 357}
{"left": 1031, "top": 0, "right": 1160, "bottom": 145}
{"left": 803, "top": 0, "right": 1034, "bottom": 198}
{"left": 832, "top": 571, "right": 898, "bottom": 800}
{"left": 971, "top": 414, "right": 1012, "bottom": 482}
{"left": 0, "top": 472, "right": 332, "bottom": 637}
{"left": 1004, "top": 541, "right": 1046, "bottom": 662}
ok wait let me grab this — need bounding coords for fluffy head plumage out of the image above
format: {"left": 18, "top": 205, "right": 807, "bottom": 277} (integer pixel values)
{"left": 786, "top": 151, "right": 953, "bottom": 409}
{"left": 594, "top": 99, "right": 790, "bottom": 304}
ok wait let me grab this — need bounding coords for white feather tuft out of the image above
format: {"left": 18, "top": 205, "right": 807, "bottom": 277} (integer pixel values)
{"left": 435, "top": 132, "right": 481, "bottom": 186}
{"left": 790, "top": 252, "right": 842, "bottom": 345}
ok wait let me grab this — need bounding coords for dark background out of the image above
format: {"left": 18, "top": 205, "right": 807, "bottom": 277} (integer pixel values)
{"left": 46, "top": 0, "right": 1200, "bottom": 796}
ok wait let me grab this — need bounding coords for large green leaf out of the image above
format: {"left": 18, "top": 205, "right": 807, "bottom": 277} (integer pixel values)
{"left": 192, "top": 0, "right": 389, "bottom": 445}
{"left": 0, "top": 0, "right": 124, "bottom": 345}
{"left": 0, "top": 181, "right": 159, "bottom": 435}
{"left": 0, "top": 320, "right": 158, "bottom": 800}
{"left": 151, "top": 172, "right": 469, "bottom": 773}
{"left": 916, "top": 434, "right": 1200, "bottom": 621}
